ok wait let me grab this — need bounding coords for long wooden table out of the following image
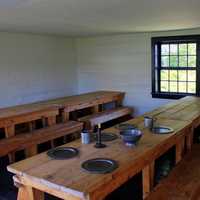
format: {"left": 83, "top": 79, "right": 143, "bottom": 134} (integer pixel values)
{"left": 7, "top": 96, "right": 200, "bottom": 200}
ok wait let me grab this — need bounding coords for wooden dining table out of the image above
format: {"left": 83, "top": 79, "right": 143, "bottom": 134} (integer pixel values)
{"left": 7, "top": 96, "right": 200, "bottom": 200}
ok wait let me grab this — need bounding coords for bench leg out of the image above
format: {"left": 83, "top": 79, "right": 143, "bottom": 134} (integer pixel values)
{"left": 116, "top": 98, "right": 123, "bottom": 107}
{"left": 92, "top": 105, "right": 99, "bottom": 113}
{"left": 47, "top": 116, "right": 57, "bottom": 148}
{"left": 25, "top": 145, "right": 37, "bottom": 158}
{"left": 63, "top": 112, "right": 70, "bottom": 143}
{"left": 62, "top": 111, "right": 69, "bottom": 123}
{"left": 142, "top": 161, "right": 155, "bottom": 199}
{"left": 8, "top": 153, "right": 16, "bottom": 164}
{"left": 5, "top": 125, "right": 15, "bottom": 163}
{"left": 41, "top": 117, "right": 46, "bottom": 127}
{"left": 29, "top": 121, "right": 36, "bottom": 132}
{"left": 47, "top": 116, "right": 56, "bottom": 126}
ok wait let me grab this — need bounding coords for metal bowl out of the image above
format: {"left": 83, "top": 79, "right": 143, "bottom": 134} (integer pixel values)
{"left": 120, "top": 129, "right": 142, "bottom": 147}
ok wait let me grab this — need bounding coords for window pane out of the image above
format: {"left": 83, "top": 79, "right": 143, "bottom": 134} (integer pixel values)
{"left": 169, "top": 70, "right": 177, "bottom": 81}
{"left": 161, "top": 44, "right": 169, "bottom": 55}
{"left": 188, "top": 56, "right": 196, "bottom": 67}
{"left": 188, "top": 70, "right": 196, "bottom": 81}
{"left": 179, "top": 44, "right": 187, "bottom": 55}
{"left": 178, "top": 82, "right": 187, "bottom": 93}
{"left": 161, "top": 56, "right": 169, "bottom": 67}
{"left": 170, "top": 44, "right": 178, "bottom": 55}
{"left": 169, "top": 82, "right": 177, "bottom": 92}
{"left": 161, "top": 81, "right": 169, "bottom": 92}
{"left": 179, "top": 56, "right": 187, "bottom": 67}
{"left": 188, "top": 43, "right": 196, "bottom": 55}
{"left": 161, "top": 70, "right": 168, "bottom": 80}
{"left": 179, "top": 70, "right": 187, "bottom": 81}
{"left": 170, "top": 56, "right": 178, "bottom": 67}
{"left": 188, "top": 82, "right": 196, "bottom": 93}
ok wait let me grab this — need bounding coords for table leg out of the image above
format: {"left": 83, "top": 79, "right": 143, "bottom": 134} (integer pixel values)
{"left": 142, "top": 161, "right": 155, "bottom": 199}
{"left": 17, "top": 185, "right": 44, "bottom": 200}
{"left": 175, "top": 138, "right": 184, "bottom": 164}
{"left": 186, "top": 130, "right": 194, "bottom": 152}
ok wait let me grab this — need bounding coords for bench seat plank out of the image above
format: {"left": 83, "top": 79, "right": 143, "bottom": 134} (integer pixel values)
{"left": 0, "top": 121, "right": 83, "bottom": 157}
{"left": 146, "top": 144, "right": 200, "bottom": 200}
{"left": 78, "top": 107, "right": 133, "bottom": 129}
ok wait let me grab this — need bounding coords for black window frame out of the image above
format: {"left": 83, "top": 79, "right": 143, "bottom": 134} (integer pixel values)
{"left": 152, "top": 35, "right": 200, "bottom": 99}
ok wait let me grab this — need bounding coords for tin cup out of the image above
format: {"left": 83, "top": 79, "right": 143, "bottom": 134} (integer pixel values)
{"left": 144, "top": 116, "right": 156, "bottom": 129}
{"left": 81, "top": 130, "right": 90, "bottom": 144}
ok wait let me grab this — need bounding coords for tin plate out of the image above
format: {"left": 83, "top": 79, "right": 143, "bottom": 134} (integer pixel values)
{"left": 47, "top": 147, "right": 79, "bottom": 160}
{"left": 115, "top": 123, "right": 137, "bottom": 131}
{"left": 152, "top": 126, "right": 174, "bottom": 134}
{"left": 82, "top": 158, "right": 118, "bottom": 174}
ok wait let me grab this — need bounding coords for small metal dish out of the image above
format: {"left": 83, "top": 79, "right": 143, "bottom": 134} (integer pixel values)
{"left": 115, "top": 123, "right": 137, "bottom": 131}
{"left": 81, "top": 158, "right": 118, "bottom": 174}
{"left": 152, "top": 126, "right": 174, "bottom": 134}
{"left": 93, "top": 132, "right": 118, "bottom": 142}
{"left": 47, "top": 147, "right": 79, "bottom": 160}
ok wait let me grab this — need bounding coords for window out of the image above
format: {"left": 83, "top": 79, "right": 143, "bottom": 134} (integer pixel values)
{"left": 152, "top": 35, "right": 200, "bottom": 99}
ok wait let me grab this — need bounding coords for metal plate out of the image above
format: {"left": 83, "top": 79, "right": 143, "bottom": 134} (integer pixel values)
{"left": 115, "top": 123, "right": 137, "bottom": 131}
{"left": 47, "top": 147, "right": 79, "bottom": 160}
{"left": 152, "top": 126, "right": 174, "bottom": 134}
{"left": 93, "top": 132, "right": 118, "bottom": 142}
{"left": 82, "top": 158, "right": 118, "bottom": 174}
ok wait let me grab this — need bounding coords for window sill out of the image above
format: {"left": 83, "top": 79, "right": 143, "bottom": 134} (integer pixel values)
{"left": 151, "top": 93, "right": 190, "bottom": 99}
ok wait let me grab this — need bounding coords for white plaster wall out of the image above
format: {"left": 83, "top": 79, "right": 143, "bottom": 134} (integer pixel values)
{"left": 76, "top": 28, "right": 200, "bottom": 115}
{"left": 0, "top": 32, "right": 77, "bottom": 108}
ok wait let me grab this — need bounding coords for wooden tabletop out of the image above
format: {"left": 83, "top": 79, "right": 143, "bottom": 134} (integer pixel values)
{"left": 0, "top": 91, "right": 124, "bottom": 121}
{"left": 7, "top": 116, "right": 192, "bottom": 200}
{"left": 144, "top": 96, "right": 200, "bottom": 127}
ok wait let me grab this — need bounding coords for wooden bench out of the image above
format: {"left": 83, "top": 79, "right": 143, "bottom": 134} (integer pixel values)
{"left": 145, "top": 144, "right": 200, "bottom": 200}
{"left": 0, "top": 91, "right": 126, "bottom": 163}
{"left": 78, "top": 107, "right": 133, "bottom": 131}
{"left": 0, "top": 105, "right": 59, "bottom": 163}
{"left": 0, "top": 121, "right": 83, "bottom": 159}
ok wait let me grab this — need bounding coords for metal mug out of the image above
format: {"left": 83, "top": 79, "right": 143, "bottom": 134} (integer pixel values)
{"left": 81, "top": 130, "right": 90, "bottom": 144}
{"left": 144, "top": 116, "right": 156, "bottom": 129}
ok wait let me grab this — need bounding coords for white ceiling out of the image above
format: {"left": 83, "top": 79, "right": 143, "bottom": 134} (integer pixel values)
{"left": 0, "top": 0, "right": 200, "bottom": 36}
